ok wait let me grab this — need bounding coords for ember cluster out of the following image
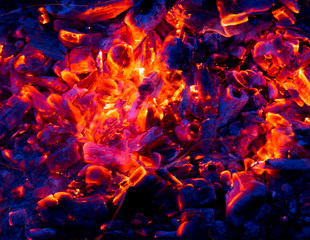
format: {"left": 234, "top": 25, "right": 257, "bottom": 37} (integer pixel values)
{"left": 0, "top": 0, "right": 310, "bottom": 239}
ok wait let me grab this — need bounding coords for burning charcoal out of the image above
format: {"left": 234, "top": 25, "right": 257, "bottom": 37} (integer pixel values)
{"left": 185, "top": 178, "right": 217, "bottom": 205}
{"left": 195, "top": 65, "right": 218, "bottom": 107}
{"left": 45, "top": 142, "right": 80, "bottom": 173}
{"left": 106, "top": 43, "right": 134, "bottom": 78}
{"left": 267, "top": 81, "right": 279, "bottom": 100}
{"left": 175, "top": 119, "right": 201, "bottom": 143}
{"left": 200, "top": 161, "right": 224, "bottom": 182}
{"left": 59, "top": 29, "right": 92, "bottom": 49}
{"left": 0, "top": 95, "right": 31, "bottom": 131}
{"left": 200, "top": 117, "right": 217, "bottom": 153}
{"left": 125, "top": 0, "right": 166, "bottom": 46}
{"left": 14, "top": 50, "right": 52, "bottom": 76}
{"left": 9, "top": 209, "right": 27, "bottom": 226}
{"left": 83, "top": 142, "right": 136, "bottom": 172}
{"left": 28, "top": 228, "right": 56, "bottom": 240}
{"left": 168, "top": 164, "right": 193, "bottom": 180}
{"left": 176, "top": 219, "right": 202, "bottom": 239}
{"left": 47, "top": 93, "right": 86, "bottom": 132}
{"left": 218, "top": 85, "right": 248, "bottom": 127}
{"left": 294, "top": 68, "right": 310, "bottom": 106}
{"left": 225, "top": 173, "right": 267, "bottom": 226}
{"left": 46, "top": 0, "right": 134, "bottom": 24}
{"left": 84, "top": 165, "right": 112, "bottom": 188}
{"left": 272, "top": 6, "right": 296, "bottom": 25}
{"left": 160, "top": 36, "right": 192, "bottom": 71}
{"left": 139, "top": 154, "right": 161, "bottom": 169}
{"left": 11, "top": 185, "right": 25, "bottom": 199}
{"left": 237, "top": 0, "right": 275, "bottom": 14}
{"left": 113, "top": 167, "right": 171, "bottom": 217}
{"left": 69, "top": 47, "right": 96, "bottom": 74}
{"left": 127, "top": 71, "right": 163, "bottom": 122}
{"left": 154, "top": 231, "right": 177, "bottom": 238}
{"left": 252, "top": 33, "right": 295, "bottom": 73}
{"left": 278, "top": 0, "right": 300, "bottom": 13}
{"left": 217, "top": 0, "right": 248, "bottom": 27}
{"left": 177, "top": 184, "right": 198, "bottom": 210}
{"left": 39, "top": 192, "right": 108, "bottom": 229}
{"left": 25, "top": 75, "right": 68, "bottom": 93}
{"left": 38, "top": 7, "right": 49, "bottom": 25}
{"left": 253, "top": 158, "right": 310, "bottom": 171}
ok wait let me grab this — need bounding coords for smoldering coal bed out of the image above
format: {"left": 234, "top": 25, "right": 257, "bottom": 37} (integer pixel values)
{"left": 0, "top": 0, "right": 310, "bottom": 239}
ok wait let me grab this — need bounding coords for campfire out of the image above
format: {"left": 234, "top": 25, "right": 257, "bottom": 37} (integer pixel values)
{"left": 0, "top": 0, "right": 310, "bottom": 239}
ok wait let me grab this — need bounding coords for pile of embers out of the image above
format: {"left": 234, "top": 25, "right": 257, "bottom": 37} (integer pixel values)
{"left": 0, "top": 0, "right": 310, "bottom": 239}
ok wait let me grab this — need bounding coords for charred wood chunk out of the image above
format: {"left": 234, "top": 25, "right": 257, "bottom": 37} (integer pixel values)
{"left": 28, "top": 228, "right": 56, "bottom": 239}
{"left": 195, "top": 66, "right": 219, "bottom": 107}
{"left": 115, "top": 168, "right": 171, "bottom": 218}
{"left": 226, "top": 175, "right": 267, "bottom": 226}
{"left": 107, "top": 43, "right": 134, "bottom": 78}
{"left": 217, "top": 0, "right": 248, "bottom": 27}
{"left": 160, "top": 36, "right": 192, "bottom": 71}
{"left": 69, "top": 47, "right": 96, "bottom": 74}
{"left": 237, "top": 0, "right": 275, "bottom": 14}
{"left": 218, "top": 85, "right": 248, "bottom": 127}
{"left": 85, "top": 165, "right": 112, "bottom": 188}
{"left": 83, "top": 142, "right": 135, "bottom": 172}
{"left": 175, "top": 119, "right": 201, "bottom": 143}
{"left": 278, "top": 0, "right": 299, "bottom": 13}
{"left": 1, "top": 96, "right": 31, "bottom": 131}
{"left": 200, "top": 117, "right": 217, "bottom": 154}
{"left": 45, "top": 142, "right": 80, "bottom": 173}
{"left": 9, "top": 209, "right": 27, "bottom": 226}
{"left": 272, "top": 6, "right": 296, "bottom": 25}
{"left": 125, "top": 0, "right": 166, "bottom": 45}
{"left": 39, "top": 193, "right": 108, "bottom": 229}
{"left": 46, "top": 0, "right": 134, "bottom": 24}
{"left": 59, "top": 29, "right": 92, "bottom": 49}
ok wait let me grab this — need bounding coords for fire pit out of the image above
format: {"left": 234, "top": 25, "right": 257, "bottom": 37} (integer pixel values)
{"left": 0, "top": 0, "right": 310, "bottom": 239}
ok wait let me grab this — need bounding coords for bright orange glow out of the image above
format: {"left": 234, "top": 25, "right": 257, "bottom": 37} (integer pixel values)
{"left": 38, "top": 7, "right": 49, "bottom": 24}
{"left": 221, "top": 13, "right": 248, "bottom": 27}
{"left": 14, "top": 55, "right": 26, "bottom": 69}
{"left": 296, "top": 69, "right": 310, "bottom": 106}
{"left": 59, "top": 29, "right": 83, "bottom": 44}
{"left": 272, "top": 6, "right": 296, "bottom": 25}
